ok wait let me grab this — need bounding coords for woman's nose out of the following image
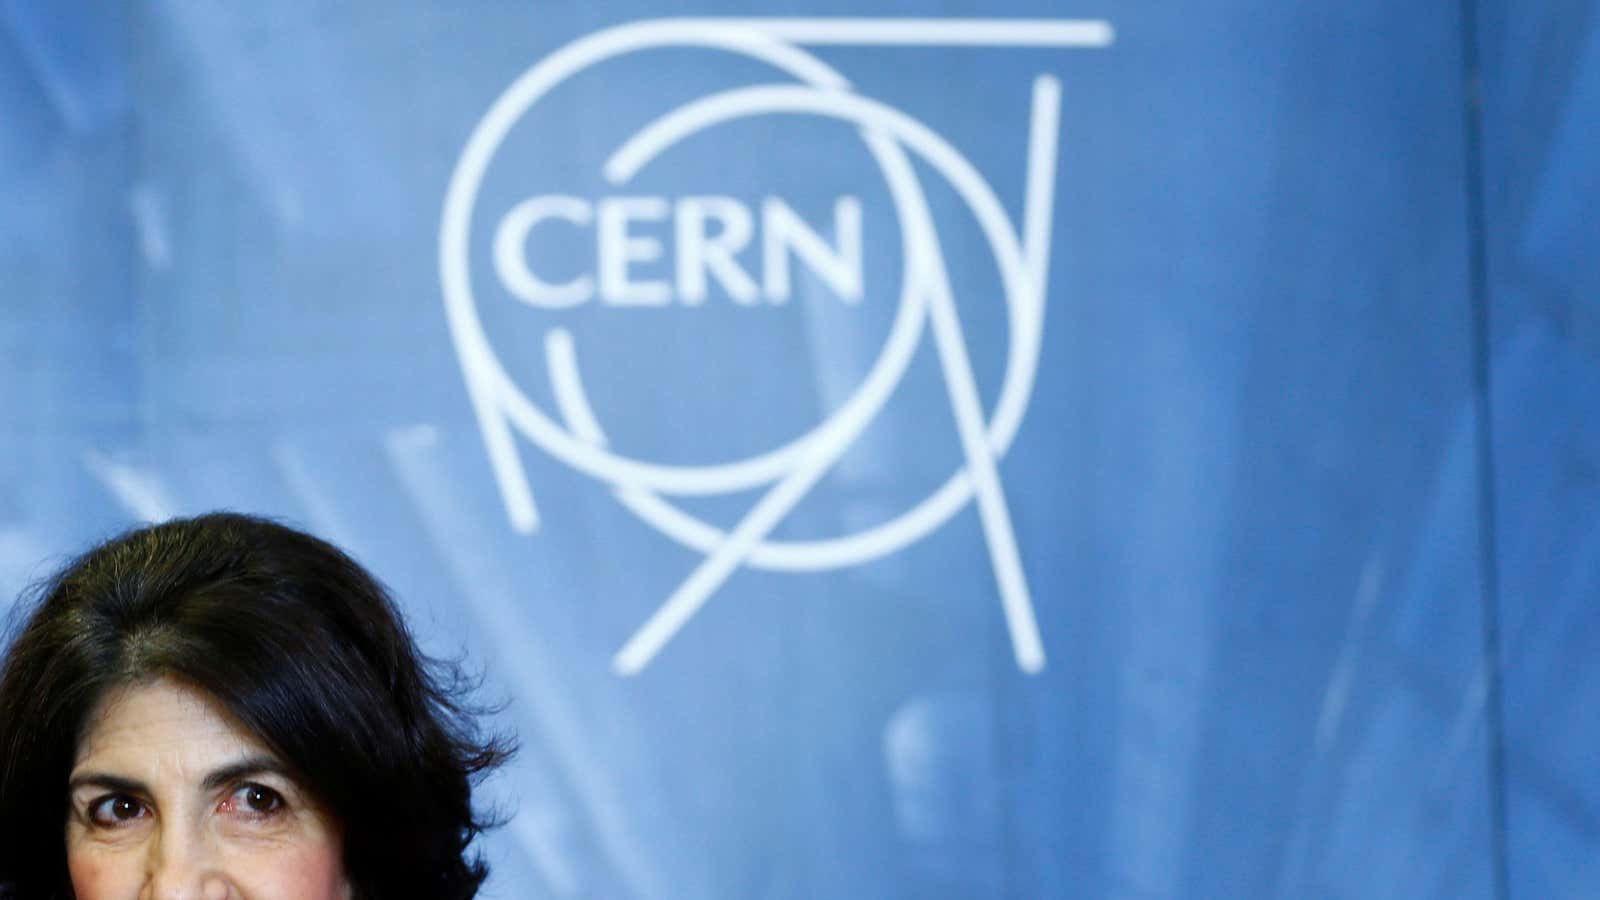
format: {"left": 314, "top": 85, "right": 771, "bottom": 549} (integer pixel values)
{"left": 143, "top": 829, "right": 232, "bottom": 900}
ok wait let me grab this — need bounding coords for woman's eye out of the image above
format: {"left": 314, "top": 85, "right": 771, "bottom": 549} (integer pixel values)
{"left": 87, "top": 794, "right": 148, "bottom": 827}
{"left": 224, "top": 783, "right": 286, "bottom": 817}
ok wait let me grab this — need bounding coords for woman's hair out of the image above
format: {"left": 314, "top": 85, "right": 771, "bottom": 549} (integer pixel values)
{"left": 0, "top": 512, "right": 512, "bottom": 900}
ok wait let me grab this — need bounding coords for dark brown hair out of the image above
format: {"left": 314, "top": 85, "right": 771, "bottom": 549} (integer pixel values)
{"left": 0, "top": 512, "right": 512, "bottom": 899}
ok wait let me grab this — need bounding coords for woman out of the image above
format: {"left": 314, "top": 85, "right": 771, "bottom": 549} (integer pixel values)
{"left": 0, "top": 513, "right": 512, "bottom": 899}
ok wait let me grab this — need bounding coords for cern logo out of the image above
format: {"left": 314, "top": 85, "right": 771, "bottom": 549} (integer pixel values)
{"left": 439, "top": 17, "right": 1114, "bottom": 676}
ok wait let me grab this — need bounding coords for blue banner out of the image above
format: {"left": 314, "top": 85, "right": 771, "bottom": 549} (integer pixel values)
{"left": 2, "top": 2, "right": 1597, "bottom": 897}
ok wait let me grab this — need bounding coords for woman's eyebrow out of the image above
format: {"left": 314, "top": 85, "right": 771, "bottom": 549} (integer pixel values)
{"left": 66, "top": 772, "right": 147, "bottom": 795}
{"left": 200, "top": 755, "right": 289, "bottom": 791}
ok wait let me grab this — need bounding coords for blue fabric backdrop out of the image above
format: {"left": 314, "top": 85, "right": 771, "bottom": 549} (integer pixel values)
{"left": 1, "top": 2, "right": 1596, "bottom": 897}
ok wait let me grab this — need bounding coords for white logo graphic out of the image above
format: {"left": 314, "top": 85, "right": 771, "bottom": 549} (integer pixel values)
{"left": 440, "top": 17, "right": 1114, "bottom": 676}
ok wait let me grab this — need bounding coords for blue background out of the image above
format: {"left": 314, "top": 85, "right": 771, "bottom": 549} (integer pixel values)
{"left": 2, "top": 2, "right": 1597, "bottom": 897}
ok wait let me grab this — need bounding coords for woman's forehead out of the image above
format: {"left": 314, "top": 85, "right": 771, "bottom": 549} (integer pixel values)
{"left": 72, "top": 678, "right": 271, "bottom": 775}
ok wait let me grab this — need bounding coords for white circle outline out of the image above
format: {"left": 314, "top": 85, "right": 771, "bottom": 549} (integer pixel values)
{"left": 442, "top": 22, "right": 928, "bottom": 494}
{"left": 440, "top": 20, "right": 1047, "bottom": 570}
{"left": 583, "top": 84, "right": 1038, "bottom": 570}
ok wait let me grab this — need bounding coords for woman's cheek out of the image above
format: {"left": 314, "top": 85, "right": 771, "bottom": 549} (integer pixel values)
{"left": 229, "top": 839, "right": 350, "bottom": 899}
{"left": 67, "top": 851, "right": 134, "bottom": 900}
{"left": 295, "top": 848, "right": 352, "bottom": 900}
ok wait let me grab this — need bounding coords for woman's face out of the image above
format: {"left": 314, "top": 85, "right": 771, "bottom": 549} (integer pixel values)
{"left": 65, "top": 678, "right": 352, "bottom": 900}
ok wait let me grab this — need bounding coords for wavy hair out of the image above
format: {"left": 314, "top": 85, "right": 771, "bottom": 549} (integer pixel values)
{"left": 0, "top": 513, "right": 513, "bottom": 899}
